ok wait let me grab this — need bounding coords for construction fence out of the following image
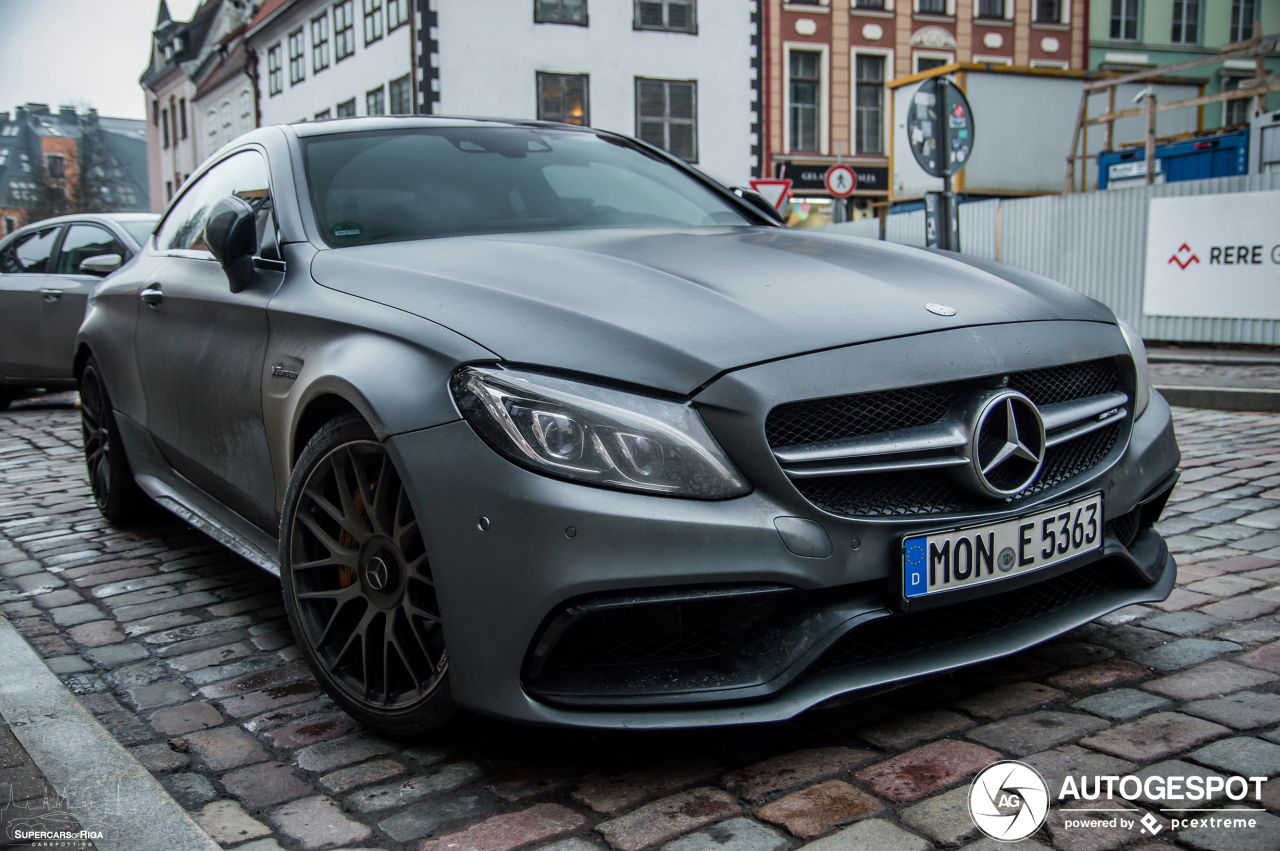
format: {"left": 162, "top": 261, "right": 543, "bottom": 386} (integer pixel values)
{"left": 824, "top": 174, "right": 1280, "bottom": 345}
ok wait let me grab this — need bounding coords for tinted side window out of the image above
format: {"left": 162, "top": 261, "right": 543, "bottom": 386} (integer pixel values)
{"left": 57, "top": 225, "right": 126, "bottom": 274}
{"left": 0, "top": 226, "right": 61, "bottom": 274}
{"left": 155, "top": 151, "right": 273, "bottom": 254}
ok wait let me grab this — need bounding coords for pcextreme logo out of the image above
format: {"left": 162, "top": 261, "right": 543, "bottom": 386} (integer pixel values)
{"left": 1168, "top": 242, "right": 1200, "bottom": 270}
{"left": 967, "top": 760, "right": 1270, "bottom": 842}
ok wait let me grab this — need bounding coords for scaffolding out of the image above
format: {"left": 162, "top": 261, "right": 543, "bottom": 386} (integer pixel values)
{"left": 1064, "top": 23, "right": 1280, "bottom": 193}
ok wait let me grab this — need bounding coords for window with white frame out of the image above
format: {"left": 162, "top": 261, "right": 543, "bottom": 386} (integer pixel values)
{"left": 635, "top": 1, "right": 695, "bottom": 32}
{"left": 855, "top": 54, "right": 885, "bottom": 154}
{"left": 45, "top": 153, "right": 65, "bottom": 179}
{"left": 336, "top": 98, "right": 356, "bottom": 117}
{"left": 976, "top": 0, "right": 1003, "bottom": 18}
{"left": 366, "top": 85, "right": 385, "bottom": 116}
{"left": 1171, "top": 0, "right": 1199, "bottom": 43}
{"left": 267, "top": 43, "right": 283, "bottom": 95}
{"left": 207, "top": 110, "right": 218, "bottom": 155}
{"left": 387, "top": 0, "right": 409, "bottom": 30}
{"left": 335, "top": 0, "right": 356, "bottom": 61}
{"left": 789, "top": 51, "right": 821, "bottom": 152}
{"left": 389, "top": 74, "right": 413, "bottom": 114}
{"left": 538, "top": 73, "right": 589, "bottom": 125}
{"left": 3, "top": 217, "right": 15, "bottom": 236}
{"left": 1110, "top": 0, "right": 1138, "bottom": 40}
{"left": 1229, "top": 0, "right": 1255, "bottom": 42}
{"left": 854, "top": 0, "right": 886, "bottom": 7}
{"left": 918, "top": 0, "right": 946, "bottom": 13}
{"left": 221, "top": 102, "right": 233, "bottom": 145}
{"left": 239, "top": 91, "right": 253, "bottom": 134}
{"left": 636, "top": 78, "right": 697, "bottom": 161}
{"left": 312, "top": 13, "right": 330, "bottom": 71}
{"left": 315, "top": 108, "right": 332, "bottom": 120}
{"left": 363, "top": 0, "right": 383, "bottom": 45}
{"left": 537, "top": 0, "right": 587, "bottom": 24}
{"left": 1035, "top": 0, "right": 1062, "bottom": 22}
{"left": 915, "top": 53, "right": 950, "bottom": 72}
{"left": 289, "top": 28, "right": 306, "bottom": 85}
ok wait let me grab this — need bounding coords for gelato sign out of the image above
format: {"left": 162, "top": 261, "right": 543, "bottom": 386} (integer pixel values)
{"left": 1143, "top": 191, "right": 1280, "bottom": 320}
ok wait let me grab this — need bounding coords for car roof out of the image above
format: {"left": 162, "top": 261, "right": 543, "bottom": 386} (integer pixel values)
{"left": 285, "top": 115, "right": 599, "bottom": 139}
{"left": 11, "top": 212, "right": 158, "bottom": 229}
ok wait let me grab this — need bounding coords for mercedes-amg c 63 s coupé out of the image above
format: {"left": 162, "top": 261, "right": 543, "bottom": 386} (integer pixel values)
{"left": 76, "top": 117, "right": 1179, "bottom": 735}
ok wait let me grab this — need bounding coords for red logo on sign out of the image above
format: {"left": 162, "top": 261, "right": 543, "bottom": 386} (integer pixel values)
{"left": 952, "top": 104, "right": 965, "bottom": 119}
{"left": 1168, "top": 243, "right": 1200, "bottom": 270}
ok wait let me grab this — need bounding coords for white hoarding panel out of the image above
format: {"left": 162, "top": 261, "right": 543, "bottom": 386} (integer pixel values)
{"left": 1143, "top": 191, "right": 1280, "bottom": 320}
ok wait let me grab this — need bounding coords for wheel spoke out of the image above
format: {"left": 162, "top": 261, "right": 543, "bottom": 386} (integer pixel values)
{"left": 304, "top": 486, "right": 346, "bottom": 527}
{"left": 298, "top": 512, "right": 358, "bottom": 563}
{"left": 330, "top": 450, "right": 369, "bottom": 543}
{"left": 404, "top": 605, "right": 439, "bottom": 670}
{"left": 294, "top": 553, "right": 356, "bottom": 571}
{"left": 367, "top": 453, "right": 393, "bottom": 537}
{"left": 332, "top": 606, "right": 374, "bottom": 670}
{"left": 405, "top": 554, "right": 431, "bottom": 581}
{"left": 312, "top": 587, "right": 363, "bottom": 645}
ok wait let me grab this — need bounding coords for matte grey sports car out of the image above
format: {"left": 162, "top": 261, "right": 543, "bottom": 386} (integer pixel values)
{"left": 0, "top": 212, "right": 157, "bottom": 408}
{"left": 76, "top": 117, "right": 1178, "bottom": 734}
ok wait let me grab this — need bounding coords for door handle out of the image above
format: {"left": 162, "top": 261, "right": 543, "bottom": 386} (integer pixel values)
{"left": 39, "top": 289, "right": 63, "bottom": 302}
{"left": 140, "top": 285, "right": 163, "bottom": 306}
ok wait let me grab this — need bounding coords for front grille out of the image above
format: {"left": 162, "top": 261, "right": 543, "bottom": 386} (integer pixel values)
{"left": 771, "top": 358, "right": 1124, "bottom": 518}
{"left": 1106, "top": 508, "right": 1141, "bottom": 547}
{"left": 766, "top": 385, "right": 958, "bottom": 449}
{"left": 768, "top": 358, "right": 1119, "bottom": 449}
{"left": 538, "top": 589, "right": 800, "bottom": 672}
{"left": 1007, "top": 360, "right": 1120, "bottom": 406}
{"left": 796, "top": 420, "right": 1122, "bottom": 517}
{"left": 807, "top": 560, "right": 1125, "bottom": 675}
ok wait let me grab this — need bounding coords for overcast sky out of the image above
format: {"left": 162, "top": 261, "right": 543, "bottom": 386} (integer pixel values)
{"left": 0, "top": 0, "right": 203, "bottom": 121}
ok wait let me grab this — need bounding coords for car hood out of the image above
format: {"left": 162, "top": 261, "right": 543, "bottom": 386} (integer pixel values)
{"left": 309, "top": 227, "right": 1115, "bottom": 394}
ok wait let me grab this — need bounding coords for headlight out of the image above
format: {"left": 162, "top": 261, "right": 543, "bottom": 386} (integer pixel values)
{"left": 451, "top": 366, "right": 751, "bottom": 499}
{"left": 1117, "top": 318, "right": 1150, "bottom": 418}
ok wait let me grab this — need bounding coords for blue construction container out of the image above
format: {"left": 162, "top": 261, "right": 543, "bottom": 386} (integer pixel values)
{"left": 1098, "top": 128, "right": 1249, "bottom": 189}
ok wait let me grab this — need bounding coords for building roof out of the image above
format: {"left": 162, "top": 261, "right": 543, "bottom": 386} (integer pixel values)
{"left": 140, "top": 0, "right": 229, "bottom": 90}
{"left": 194, "top": 26, "right": 250, "bottom": 100}
{"left": 246, "top": 0, "right": 298, "bottom": 40}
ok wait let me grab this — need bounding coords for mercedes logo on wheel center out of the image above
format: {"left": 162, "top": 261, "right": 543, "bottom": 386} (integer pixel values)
{"left": 969, "top": 761, "right": 1051, "bottom": 842}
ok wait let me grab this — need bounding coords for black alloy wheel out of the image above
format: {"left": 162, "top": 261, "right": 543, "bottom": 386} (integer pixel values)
{"left": 79, "top": 357, "right": 149, "bottom": 523}
{"left": 281, "top": 415, "right": 454, "bottom": 734}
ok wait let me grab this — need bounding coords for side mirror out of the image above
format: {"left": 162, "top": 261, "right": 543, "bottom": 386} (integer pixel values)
{"left": 731, "top": 187, "right": 786, "bottom": 224}
{"left": 205, "top": 195, "right": 258, "bottom": 293}
{"left": 79, "top": 254, "right": 122, "bottom": 276}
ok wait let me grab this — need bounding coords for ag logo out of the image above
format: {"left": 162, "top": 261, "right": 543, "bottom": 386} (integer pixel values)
{"left": 1168, "top": 242, "right": 1200, "bottom": 270}
{"left": 969, "top": 761, "right": 1050, "bottom": 842}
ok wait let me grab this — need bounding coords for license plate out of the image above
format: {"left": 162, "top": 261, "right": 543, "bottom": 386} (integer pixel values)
{"left": 903, "top": 493, "right": 1103, "bottom": 599}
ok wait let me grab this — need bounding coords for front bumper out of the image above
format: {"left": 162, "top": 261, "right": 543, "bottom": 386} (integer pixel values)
{"left": 387, "top": 323, "right": 1180, "bottom": 729}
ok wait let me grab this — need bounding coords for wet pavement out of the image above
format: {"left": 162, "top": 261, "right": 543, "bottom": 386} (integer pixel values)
{"left": 1, "top": 393, "right": 1279, "bottom": 851}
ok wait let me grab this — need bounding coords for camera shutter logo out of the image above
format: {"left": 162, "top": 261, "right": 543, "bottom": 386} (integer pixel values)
{"left": 969, "top": 761, "right": 1050, "bottom": 841}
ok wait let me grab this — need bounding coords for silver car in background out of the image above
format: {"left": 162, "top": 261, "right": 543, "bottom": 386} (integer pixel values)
{"left": 0, "top": 213, "right": 157, "bottom": 409}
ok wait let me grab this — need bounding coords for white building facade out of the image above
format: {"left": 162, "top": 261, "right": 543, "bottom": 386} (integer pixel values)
{"left": 428, "top": 0, "right": 760, "bottom": 188}
{"left": 246, "top": 0, "right": 418, "bottom": 126}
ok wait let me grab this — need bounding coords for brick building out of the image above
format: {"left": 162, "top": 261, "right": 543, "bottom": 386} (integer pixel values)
{"left": 763, "top": 0, "right": 1087, "bottom": 225}
{"left": 0, "top": 104, "right": 149, "bottom": 236}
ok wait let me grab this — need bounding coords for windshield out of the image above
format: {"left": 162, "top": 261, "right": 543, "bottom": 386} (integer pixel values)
{"left": 302, "top": 127, "right": 750, "bottom": 246}
{"left": 121, "top": 220, "right": 157, "bottom": 246}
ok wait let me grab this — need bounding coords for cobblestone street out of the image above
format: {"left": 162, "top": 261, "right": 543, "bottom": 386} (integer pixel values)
{"left": 1, "top": 396, "right": 1279, "bottom": 851}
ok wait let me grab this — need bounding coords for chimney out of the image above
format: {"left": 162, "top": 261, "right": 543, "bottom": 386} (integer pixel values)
{"left": 26, "top": 103, "right": 50, "bottom": 115}
{"left": 0, "top": 112, "right": 9, "bottom": 123}
{"left": 58, "top": 105, "right": 76, "bottom": 118}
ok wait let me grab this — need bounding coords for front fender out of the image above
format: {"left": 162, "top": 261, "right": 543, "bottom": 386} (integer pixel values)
{"left": 263, "top": 259, "right": 497, "bottom": 511}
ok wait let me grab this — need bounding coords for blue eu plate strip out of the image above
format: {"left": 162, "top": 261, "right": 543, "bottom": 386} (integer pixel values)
{"left": 904, "top": 536, "right": 927, "bottom": 598}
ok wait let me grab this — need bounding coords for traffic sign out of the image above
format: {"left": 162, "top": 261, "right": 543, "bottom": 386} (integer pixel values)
{"left": 824, "top": 164, "right": 857, "bottom": 197}
{"left": 906, "top": 77, "right": 975, "bottom": 179}
{"left": 749, "top": 179, "right": 793, "bottom": 210}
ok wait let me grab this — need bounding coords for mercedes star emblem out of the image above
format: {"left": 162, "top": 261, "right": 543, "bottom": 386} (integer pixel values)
{"left": 955, "top": 390, "right": 1047, "bottom": 498}
{"left": 366, "top": 556, "right": 390, "bottom": 591}
{"left": 926, "top": 303, "right": 957, "bottom": 316}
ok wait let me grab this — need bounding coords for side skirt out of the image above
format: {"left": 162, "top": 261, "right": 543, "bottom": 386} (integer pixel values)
{"left": 114, "top": 411, "right": 280, "bottom": 575}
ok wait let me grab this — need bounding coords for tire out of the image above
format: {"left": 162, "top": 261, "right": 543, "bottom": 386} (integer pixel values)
{"left": 79, "top": 357, "right": 151, "bottom": 524}
{"left": 280, "top": 414, "right": 456, "bottom": 736}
